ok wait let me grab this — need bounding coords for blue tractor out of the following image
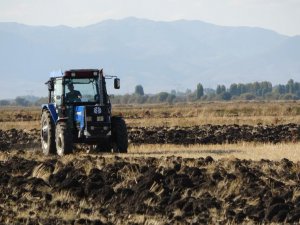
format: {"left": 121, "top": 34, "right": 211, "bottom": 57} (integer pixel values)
{"left": 41, "top": 69, "right": 128, "bottom": 156}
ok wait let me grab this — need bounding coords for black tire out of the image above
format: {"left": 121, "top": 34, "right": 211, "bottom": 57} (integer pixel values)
{"left": 41, "top": 110, "right": 56, "bottom": 155}
{"left": 111, "top": 117, "right": 128, "bottom": 153}
{"left": 55, "top": 122, "right": 73, "bottom": 156}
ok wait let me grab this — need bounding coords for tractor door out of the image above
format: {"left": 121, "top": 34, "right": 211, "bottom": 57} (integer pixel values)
{"left": 53, "top": 78, "right": 63, "bottom": 106}
{"left": 53, "top": 78, "right": 66, "bottom": 120}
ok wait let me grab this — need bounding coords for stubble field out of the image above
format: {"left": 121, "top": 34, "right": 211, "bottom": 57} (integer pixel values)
{"left": 1, "top": 101, "right": 300, "bottom": 224}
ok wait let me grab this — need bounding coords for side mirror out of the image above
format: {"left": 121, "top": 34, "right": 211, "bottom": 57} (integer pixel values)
{"left": 48, "top": 80, "right": 54, "bottom": 91}
{"left": 114, "top": 78, "right": 120, "bottom": 89}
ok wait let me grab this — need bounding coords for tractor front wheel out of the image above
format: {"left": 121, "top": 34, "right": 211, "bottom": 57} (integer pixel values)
{"left": 55, "top": 122, "right": 73, "bottom": 156}
{"left": 111, "top": 117, "right": 128, "bottom": 153}
{"left": 41, "top": 110, "right": 56, "bottom": 155}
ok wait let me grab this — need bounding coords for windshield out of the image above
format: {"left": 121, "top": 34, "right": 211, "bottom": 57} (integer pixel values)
{"left": 64, "top": 78, "right": 99, "bottom": 103}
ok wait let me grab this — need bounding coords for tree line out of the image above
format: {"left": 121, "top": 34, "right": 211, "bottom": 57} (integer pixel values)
{"left": 111, "top": 79, "right": 300, "bottom": 104}
{"left": 0, "top": 96, "right": 48, "bottom": 107}
{"left": 1, "top": 79, "right": 299, "bottom": 106}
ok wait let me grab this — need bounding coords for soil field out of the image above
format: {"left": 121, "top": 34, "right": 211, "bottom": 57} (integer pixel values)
{"left": 0, "top": 124, "right": 299, "bottom": 151}
{"left": 1, "top": 152, "right": 300, "bottom": 224}
{"left": 1, "top": 103, "right": 300, "bottom": 224}
{"left": 0, "top": 125, "right": 300, "bottom": 224}
{"left": 1, "top": 101, "right": 300, "bottom": 129}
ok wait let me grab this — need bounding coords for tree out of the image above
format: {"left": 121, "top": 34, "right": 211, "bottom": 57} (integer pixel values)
{"left": 170, "top": 89, "right": 177, "bottom": 96}
{"left": 15, "top": 97, "right": 29, "bottom": 106}
{"left": 185, "top": 89, "right": 192, "bottom": 95}
{"left": 273, "top": 85, "right": 286, "bottom": 95}
{"left": 216, "top": 85, "right": 226, "bottom": 95}
{"left": 220, "top": 92, "right": 232, "bottom": 101}
{"left": 229, "top": 83, "right": 239, "bottom": 96}
{"left": 261, "top": 81, "right": 272, "bottom": 96}
{"left": 295, "top": 82, "right": 300, "bottom": 97}
{"left": 286, "top": 79, "right": 294, "bottom": 94}
{"left": 196, "top": 83, "right": 204, "bottom": 99}
{"left": 239, "top": 93, "right": 256, "bottom": 100}
{"left": 134, "top": 85, "right": 144, "bottom": 96}
{"left": 120, "top": 94, "right": 131, "bottom": 104}
{"left": 0, "top": 100, "right": 10, "bottom": 106}
{"left": 281, "top": 93, "right": 298, "bottom": 100}
{"left": 34, "top": 97, "right": 48, "bottom": 106}
{"left": 167, "top": 94, "right": 176, "bottom": 104}
{"left": 157, "top": 92, "right": 169, "bottom": 102}
{"left": 237, "top": 83, "right": 247, "bottom": 94}
{"left": 252, "top": 82, "right": 261, "bottom": 96}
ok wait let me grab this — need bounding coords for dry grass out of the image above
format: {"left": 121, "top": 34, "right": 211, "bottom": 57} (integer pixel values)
{"left": 0, "top": 107, "right": 40, "bottom": 121}
{"left": 125, "top": 115, "right": 300, "bottom": 127}
{"left": 116, "top": 101, "right": 300, "bottom": 126}
{"left": 1, "top": 101, "right": 300, "bottom": 163}
{"left": 114, "top": 101, "right": 300, "bottom": 118}
{"left": 127, "top": 142, "right": 300, "bottom": 161}
{"left": 3, "top": 142, "right": 300, "bottom": 162}
{"left": 0, "top": 121, "right": 40, "bottom": 130}
{"left": 1, "top": 101, "right": 300, "bottom": 129}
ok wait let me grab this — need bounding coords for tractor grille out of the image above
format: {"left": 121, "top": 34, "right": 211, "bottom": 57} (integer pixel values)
{"left": 85, "top": 105, "right": 111, "bottom": 137}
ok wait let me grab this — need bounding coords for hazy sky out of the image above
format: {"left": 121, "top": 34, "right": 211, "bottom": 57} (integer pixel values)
{"left": 0, "top": 0, "right": 299, "bottom": 36}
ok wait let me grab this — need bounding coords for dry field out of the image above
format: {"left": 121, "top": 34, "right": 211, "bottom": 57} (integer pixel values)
{"left": 1, "top": 101, "right": 300, "bottom": 129}
{"left": 1, "top": 101, "right": 300, "bottom": 224}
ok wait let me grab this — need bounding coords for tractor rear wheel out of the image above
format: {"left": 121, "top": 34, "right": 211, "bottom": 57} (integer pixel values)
{"left": 111, "top": 117, "right": 128, "bottom": 153}
{"left": 41, "top": 110, "right": 56, "bottom": 155}
{"left": 55, "top": 122, "right": 73, "bottom": 156}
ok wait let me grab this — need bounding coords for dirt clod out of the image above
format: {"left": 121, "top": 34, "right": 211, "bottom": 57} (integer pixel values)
{"left": 1, "top": 155, "right": 300, "bottom": 224}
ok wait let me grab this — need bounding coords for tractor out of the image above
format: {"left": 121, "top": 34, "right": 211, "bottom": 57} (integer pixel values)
{"left": 41, "top": 69, "right": 128, "bottom": 156}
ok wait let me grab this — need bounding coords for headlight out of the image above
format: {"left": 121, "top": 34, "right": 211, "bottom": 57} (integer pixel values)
{"left": 86, "top": 116, "right": 92, "bottom": 122}
{"left": 97, "top": 116, "right": 104, "bottom": 121}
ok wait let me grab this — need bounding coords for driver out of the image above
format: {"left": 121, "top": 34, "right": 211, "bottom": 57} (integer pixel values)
{"left": 66, "top": 83, "right": 82, "bottom": 102}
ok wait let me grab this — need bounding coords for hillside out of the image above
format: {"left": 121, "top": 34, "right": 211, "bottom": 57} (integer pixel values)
{"left": 0, "top": 18, "right": 299, "bottom": 98}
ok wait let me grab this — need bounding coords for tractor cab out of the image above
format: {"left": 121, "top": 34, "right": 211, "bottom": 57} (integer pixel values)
{"left": 41, "top": 69, "right": 127, "bottom": 156}
{"left": 47, "top": 69, "right": 119, "bottom": 105}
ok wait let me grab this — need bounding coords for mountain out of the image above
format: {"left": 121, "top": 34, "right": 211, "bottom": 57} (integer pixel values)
{"left": 0, "top": 17, "right": 299, "bottom": 98}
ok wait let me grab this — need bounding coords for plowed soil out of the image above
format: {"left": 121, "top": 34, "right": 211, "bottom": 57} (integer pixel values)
{"left": 1, "top": 154, "right": 300, "bottom": 224}
{"left": 0, "top": 129, "right": 40, "bottom": 150}
{"left": 1, "top": 123, "right": 300, "bottom": 224}
{"left": 129, "top": 123, "right": 300, "bottom": 145}
{"left": 1, "top": 124, "right": 299, "bottom": 151}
